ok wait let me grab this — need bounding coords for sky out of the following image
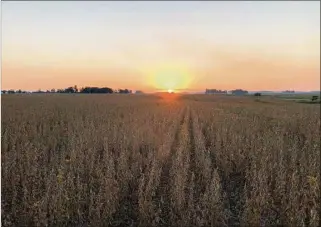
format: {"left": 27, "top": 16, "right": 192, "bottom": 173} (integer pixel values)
{"left": 2, "top": 1, "right": 320, "bottom": 92}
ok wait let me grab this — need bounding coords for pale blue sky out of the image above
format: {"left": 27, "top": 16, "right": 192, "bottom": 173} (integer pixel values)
{"left": 3, "top": 1, "right": 319, "bottom": 45}
{"left": 2, "top": 1, "right": 320, "bottom": 91}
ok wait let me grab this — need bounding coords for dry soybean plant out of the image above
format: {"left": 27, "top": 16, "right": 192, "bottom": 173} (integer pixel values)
{"left": 1, "top": 94, "right": 320, "bottom": 227}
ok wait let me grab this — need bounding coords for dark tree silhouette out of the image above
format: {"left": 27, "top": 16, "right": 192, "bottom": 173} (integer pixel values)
{"left": 4, "top": 85, "right": 132, "bottom": 94}
{"left": 64, "top": 86, "right": 76, "bottom": 93}
{"left": 205, "top": 89, "right": 227, "bottom": 94}
{"left": 311, "top": 96, "right": 318, "bottom": 101}
{"left": 118, "top": 89, "right": 132, "bottom": 94}
{"left": 80, "top": 87, "right": 114, "bottom": 94}
{"left": 34, "top": 89, "right": 45, "bottom": 93}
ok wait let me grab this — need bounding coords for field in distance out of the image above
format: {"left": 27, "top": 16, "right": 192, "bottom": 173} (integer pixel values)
{"left": 2, "top": 94, "right": 320, "bottom": 227}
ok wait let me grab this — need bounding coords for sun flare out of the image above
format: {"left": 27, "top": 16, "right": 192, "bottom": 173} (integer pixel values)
{"left": 145, "top": 64, "right": 194, "bottom": 92}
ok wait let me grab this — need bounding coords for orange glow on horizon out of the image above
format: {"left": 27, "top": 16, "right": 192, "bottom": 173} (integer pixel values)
{"left": 155, "top": 91, "right": 181, "bottom": 102}
{"left": 2, "top": 54, "right": 320, "bottom": 92}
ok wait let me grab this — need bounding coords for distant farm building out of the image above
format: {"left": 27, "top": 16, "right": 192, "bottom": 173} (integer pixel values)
{"left": 282, "top": 90, "right": 295, "bottom": 94}
{"left": 230, "top": 89, "right": 249, "bottom": 95}
{"left": 205, "top": 89, "right": 227, "bottom": 94}
{"left": 135, "top": 90, "right": 144, "bottom": 94}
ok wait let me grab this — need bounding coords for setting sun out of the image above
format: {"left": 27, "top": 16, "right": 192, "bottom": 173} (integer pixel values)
{"left": 145, "top": 64, "right": 194, "bottom": 93}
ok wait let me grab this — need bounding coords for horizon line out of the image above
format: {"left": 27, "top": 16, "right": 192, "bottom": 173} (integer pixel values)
{"left": 1, "top": 87, "right": 320, "bottom": 93}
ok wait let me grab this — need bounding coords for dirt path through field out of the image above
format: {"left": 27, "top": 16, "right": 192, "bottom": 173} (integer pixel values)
{"left": 200, "top": 112, "right": 245, "bottom": 227}
{"left": 155, "top": 105, "right": 188, "bottom": 226}
{"left": 187, "top": 106, "right": 208, "bottom": 201}
{"left": 156, "top": 101, "right": 246, "bottom": 226}
{"left": 188, "top": 106, "right": 196, "bottom": 171}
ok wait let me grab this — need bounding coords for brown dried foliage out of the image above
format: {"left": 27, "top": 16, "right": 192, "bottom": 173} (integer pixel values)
{"left": 1, "top": 94, "right": 320, "bottom": 227}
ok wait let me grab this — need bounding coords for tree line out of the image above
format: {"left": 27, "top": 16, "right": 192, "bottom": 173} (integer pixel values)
{"left": 205, "top": 89, "right": 227, "bottom": 94}
{"left": 1, "top": 86, "right": 133, "bottom": 94}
